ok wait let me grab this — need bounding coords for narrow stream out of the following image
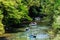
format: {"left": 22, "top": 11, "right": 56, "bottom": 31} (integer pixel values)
{"left": 5, "top": 17, "right": 51, "bottom": 40}
{"left": 6, "top": 23, "right": 51, "bottom": 40}
{"left": 24, "top": 25, "right": 50, "bottom": 40}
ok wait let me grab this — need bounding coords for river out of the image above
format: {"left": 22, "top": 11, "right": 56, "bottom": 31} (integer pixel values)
{"left": 6, "top": 24, "right": 51, "bottom": 40}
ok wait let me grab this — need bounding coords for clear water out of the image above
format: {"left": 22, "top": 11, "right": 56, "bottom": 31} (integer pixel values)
{"left": 7, "top": 23, "right": 50, "bottom": 40}
{"left": 19, "top": 25, "right": 50, "bottom": 40}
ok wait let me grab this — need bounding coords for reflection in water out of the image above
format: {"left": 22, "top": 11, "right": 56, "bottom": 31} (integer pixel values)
{"left": 25, "top": 22, "right": 50, "bottom": 40}
{"left": 36, "top": 34, "right": 50, "bottom": 40}
{"left": 6, "top": 21, "right": 50, "bottom": 40}
{"left": 0, "top": 37, "right": 8, "bottom": 40}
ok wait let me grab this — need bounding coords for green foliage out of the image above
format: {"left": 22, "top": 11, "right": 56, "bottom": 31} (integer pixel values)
{"left": 0, "top": 0, "right": 60, "bottom": 33}
{"left": 22, "top": 0, "right": 40, "bottom": 7}
{"left": 0, "top": 10, "right": 5, "bottom": 35}
{"left": 52, "top": 16, "right": 60, "bottom": 30}
{"left": 0, "top": 23, "right": 5, "bottom": 35}
{"left": 52, "top": 0, "right": 60, "bottom": 30}
{"left": 0, "top": 10, "right": 3, "bottom": 20}
{"left": 0, "top": 0, "right": 32, "bottom": 27}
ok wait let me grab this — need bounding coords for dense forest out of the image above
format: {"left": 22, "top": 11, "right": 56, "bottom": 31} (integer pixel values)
{"left": 0, "top": 0, "right": 60, "bottom": 35}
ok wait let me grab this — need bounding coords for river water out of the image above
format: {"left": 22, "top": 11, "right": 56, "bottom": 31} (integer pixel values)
{"left": 25, "top": 25, "right": 50, "bottom": 40}
{"left": 2, "top": 19, "right": 51, "bottom": 40}
{"left": 6, "top": 24, "right": 51, "bottom": 40}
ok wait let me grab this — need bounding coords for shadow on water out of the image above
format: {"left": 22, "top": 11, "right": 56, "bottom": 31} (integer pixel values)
{"left": 0, "top": 37, "right": 8, "bottom": 40}
{"left": 5, "top": 27, "right": 25, "bottom": 33}
{"left": 6, "top": 31, "right": 24, "bottom": 33}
